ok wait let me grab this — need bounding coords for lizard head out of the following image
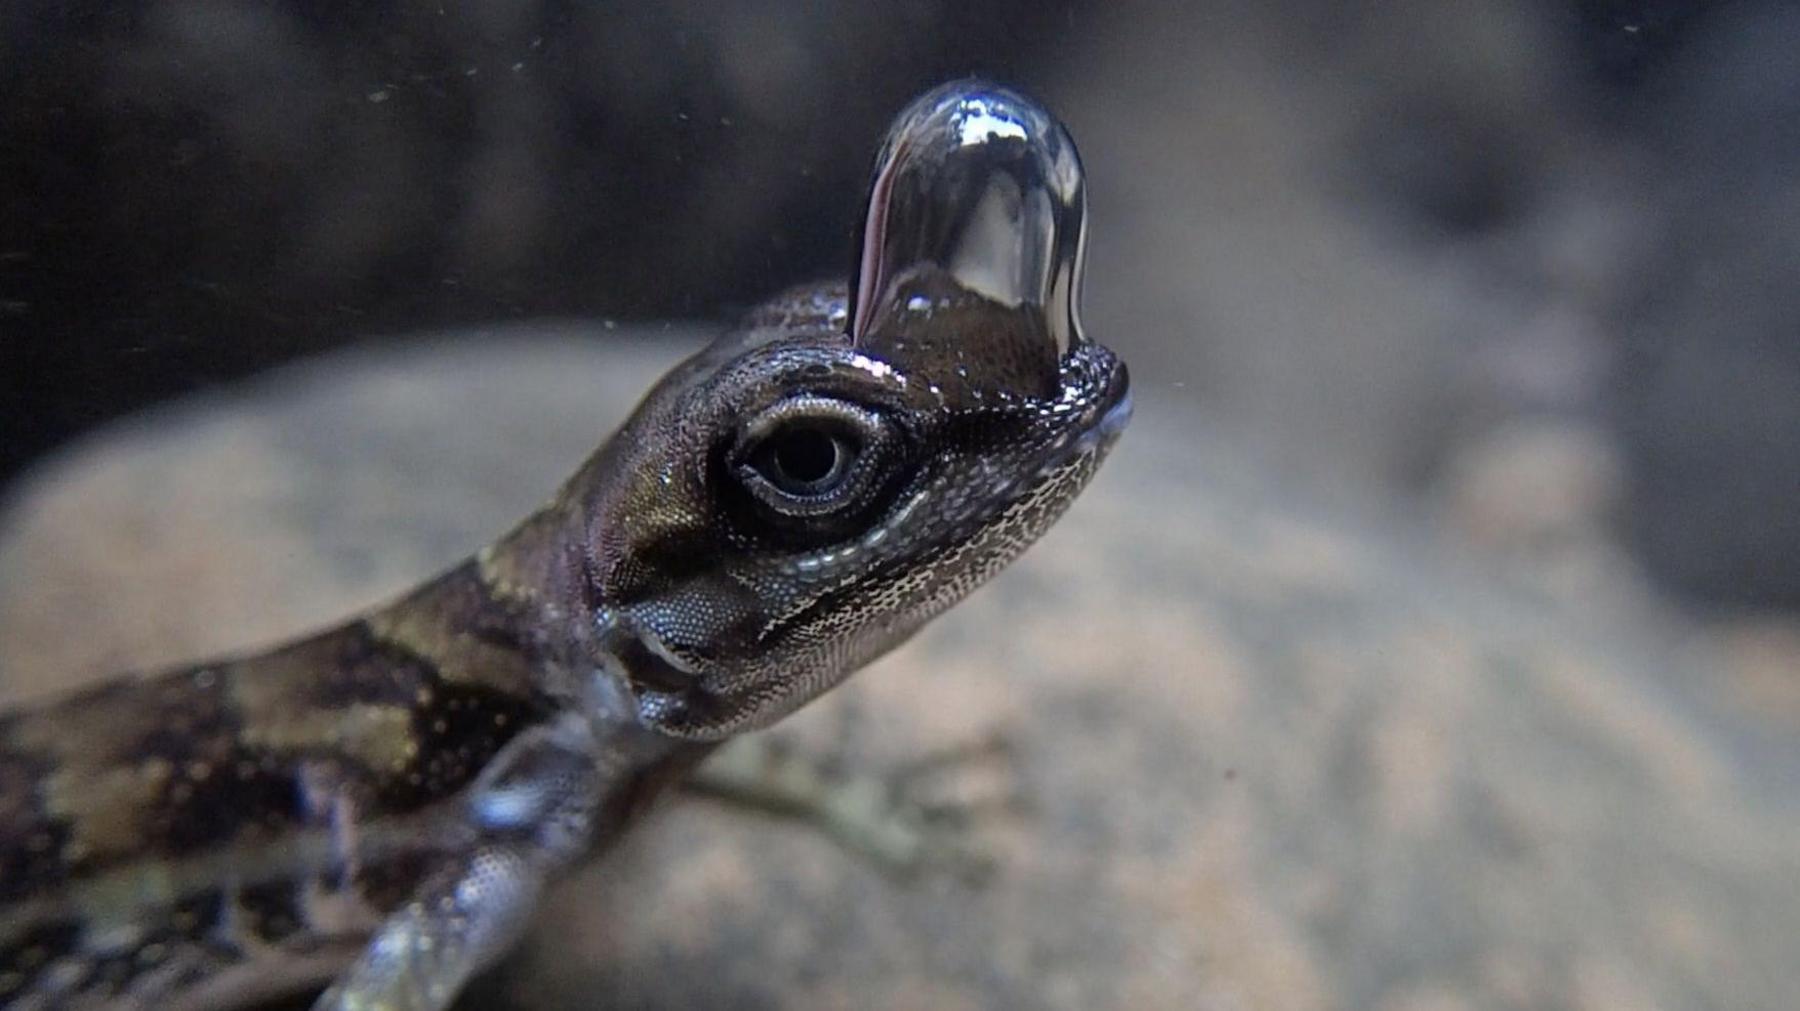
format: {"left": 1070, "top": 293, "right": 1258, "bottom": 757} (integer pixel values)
{"left": 576, "top": 82, "right": 1131, "bottom": 740}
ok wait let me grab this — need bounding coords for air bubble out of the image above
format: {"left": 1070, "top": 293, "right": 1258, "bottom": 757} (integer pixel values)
{"left": 849, "top": 81, "right": 1089, "bottom": 403}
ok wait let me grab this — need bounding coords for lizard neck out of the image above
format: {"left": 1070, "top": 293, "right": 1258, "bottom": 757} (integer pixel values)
{"left": 466, "top": 495, "right": 615, "bottom": 704}
{"left": 452, "top": 495, "right": 709, "bottom": 762}
{"left": 468, "top": 471, "right": 712, "bottom": 741}
{"left": 433, "top": 504, "right": 721, "bottom": 844}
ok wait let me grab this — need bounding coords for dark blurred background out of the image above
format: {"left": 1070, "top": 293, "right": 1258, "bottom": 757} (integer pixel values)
{"left": 3, "top": 0, "right": 1797, "bottom": 615}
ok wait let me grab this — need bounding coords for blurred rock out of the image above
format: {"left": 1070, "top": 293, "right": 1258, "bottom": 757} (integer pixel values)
{"left": 3, "top": 331, "right": 1796, "bottom": 1010}
{"left": 1061, "top": 1, "right": 1800, "bottom": 613}
{"left": 1061, "top": 0, "right": 1630, "bottom": 504}
{"left": 1716, "top": 618, "right": 1800, "bottom": 734}
{"left": 1611, "top": 1, "right": 1800, "bottom": 610}
{"left": 1432, "top": 417, "right": 1644, "bottom": 611}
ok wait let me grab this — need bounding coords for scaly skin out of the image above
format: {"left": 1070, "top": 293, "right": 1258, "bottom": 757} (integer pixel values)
{"left": 0, "top": 82, "right": 1130, "bottom": 1009}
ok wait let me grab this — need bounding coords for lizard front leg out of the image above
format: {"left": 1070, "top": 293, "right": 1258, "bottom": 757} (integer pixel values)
{"left": 312, "top": 844, "right": 546, "bottom": 1011}
{"left": 315, "top": 714, "right": 606, "bottom": 1011}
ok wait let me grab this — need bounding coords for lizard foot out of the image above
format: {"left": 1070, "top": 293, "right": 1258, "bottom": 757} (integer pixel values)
{"left": 684, "top": 729, "right": 1024, "bottom": 883}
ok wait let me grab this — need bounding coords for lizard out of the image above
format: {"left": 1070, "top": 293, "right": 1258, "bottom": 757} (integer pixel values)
{"left": 0, "top": 80, "right": 1131, "bottom": 1010}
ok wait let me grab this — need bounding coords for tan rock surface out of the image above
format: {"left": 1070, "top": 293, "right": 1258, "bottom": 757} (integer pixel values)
{"left": 3, "top": 329, "right": 1796, "bottom": 1010}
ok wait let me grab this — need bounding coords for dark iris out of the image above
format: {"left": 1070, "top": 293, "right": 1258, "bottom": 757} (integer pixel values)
{"left": 755, "top": 426, "right": 852, "bottom": 494}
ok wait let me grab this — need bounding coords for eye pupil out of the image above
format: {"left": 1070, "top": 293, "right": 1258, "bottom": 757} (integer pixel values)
{"left": 770, "top": 428, "right": 842, "bottom": 488}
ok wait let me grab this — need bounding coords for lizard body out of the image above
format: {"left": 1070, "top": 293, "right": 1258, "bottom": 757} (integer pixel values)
{"left": 0, "top": 82, "right": 1129, "bottom": 1009}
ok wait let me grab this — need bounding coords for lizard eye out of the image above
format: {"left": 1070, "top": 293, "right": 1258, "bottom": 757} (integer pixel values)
{"left": 733, "top": 397, "right": 896, "bottom": 520}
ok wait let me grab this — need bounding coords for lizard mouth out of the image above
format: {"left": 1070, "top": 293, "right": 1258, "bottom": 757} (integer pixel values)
{"left": 1082, "top": 386, "right": 1134, "bottom": 453}
{"left": 927, "top": 343, "right": 1130, "bottom": 570}
{"left": 1077, "top": 359, "right": 1133, "bottom": 448}
{"left": 1037, "top": 342, "right": 1132, "bottom": 469}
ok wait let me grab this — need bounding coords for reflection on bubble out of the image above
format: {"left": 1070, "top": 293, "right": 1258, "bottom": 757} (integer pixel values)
{"left": 849, "top": 80, "right": 1089, "bottom": 393}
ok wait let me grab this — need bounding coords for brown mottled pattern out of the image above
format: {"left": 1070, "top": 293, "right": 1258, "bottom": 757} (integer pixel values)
{"left": 0, "top": 594, "right": 550, "bottom": 907}
{"left": 0, "top": 545, "right": 561, "bottom": 1002}
{"left": 367, "top": 561, "right": 552, "bottom": 698}
{"left": 0, "top": 747, "right": 68, "bottom": 906}
{"left": 0, "top": 848, "right": 444, "bottom": 1004}
{"left": 0, "top": 667, "right": 260, "bottom": 888}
